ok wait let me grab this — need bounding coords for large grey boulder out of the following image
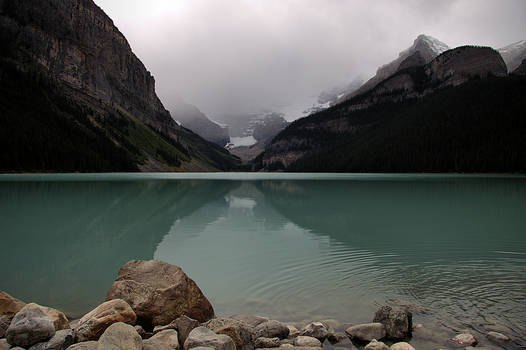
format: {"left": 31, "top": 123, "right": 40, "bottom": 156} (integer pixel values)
{"left": 28, "top": 329, "right": 75, "bottom": 350}
{"left": 0, "top": 315, "right": 10, "bottom": 338}
{"left": 75, "top": 299, "right": 137, "bottom": 342}
{"left": 143, "top": 329, "right": 179, "bottom": 350}
{"left": 203, "top": 318, "right": 254, "bottom": 350}
{"left": 230, "top": 316, "right": 269, "bottom": 329}
{"left": 300, "top": 322, "right": 328, "bottom": 341}
{"left": 66, "top": 341, "right": 98, "bottom": 350}
{"left": 6, "top": 303, "right": 56, "bottom": 348}
{"left": 253, "top": 321, "right": 289, "bottom": 340}
{"left": 450, "top": 333, "right": 477, "bottom": 347}
{"left": 0, "top": 291, "right": 26, "bottom": 320}
{"left": 293, "top": 336, "right": 322, "bottom": 347}
{"left": 184, "top": 327, "right": 235, "bottom": 350}
{"left": 390, "top": 342, "right": 415, "bottom": 350}
{"left": 373, "top": 306, "right": 412, "bottom": 340}
{"left": 345, "top": 323, "right": 386, "bottom": 342}
{"left": 96, "top": 322, "right": 142, "bottom": 350}
{"left": 106, "top": 260, "right": 214, "bottom": 327}
{"left": 364, "top": 339, "right": 389, "bottom": 350}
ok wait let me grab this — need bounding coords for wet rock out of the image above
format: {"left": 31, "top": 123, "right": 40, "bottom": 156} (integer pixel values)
{"left": 184, "top": 326, "right": 236, "bottom": 350}
{"left": 0, "top": 291, "right": 26, "bottom": 320}
{"left": 0, "top": 315, "right": 10, "bottom": 338}
{"left": 285, "top": 325, "right": 299, "bottom": 339}
{"left": 28, "top": 329, "right": 75, "bottom": 350}
{"left": 487, "top": 331, "right": 510, "bottom": 343}
{"left": 6, "top": 303, "right": 56, "bottom": 348}
{"left": 293, "top": 336, "right": 322, "bottom": 347}
{"left": 143, "top": 329, "right": 179, "bottom": 350}
{"left": 255, "top": 337, "right": 280, "bottom": 348}
{"left": 373, "top": 306, "right": 412, "bottom": 340}
{"left": 390, "top": 342, "right": 415, "bottom": 350}
{"left": 75, "top": 299, "right": 136, "bottom": 342}
{"left": 301, "top": 322, "right": 329, "bottom": 341}
{"left": 231, "top": 315, "right": 269, "bottom": 329}
{"left": 364, "top": 340, "right": 390, "bottom": 350}
{"left": 97, "top": 322, "right": 142, "bottom": 350}
{"left": 327, "top": 332, "right": 348, "bottom": 344}
{"left": 203, "top": 317, "right": 254, "bottom": 350}
{"left": 106, "top": 260, "right": 214, "bottom": 326}
{"left": 254, "top": 321, "right": 289, "bottom": 340}
{"left": 450, "top": 333, "right": 477, "bottom": 347}
{"left": 65, "top": 341, "right": 98, "bottom": 350}
{"left": 345, "top": 323, "right": 386, "bottom": 342}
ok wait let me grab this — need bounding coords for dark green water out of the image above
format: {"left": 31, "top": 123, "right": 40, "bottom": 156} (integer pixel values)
{"left": 1, "top": 174, "right": 525, "bottom": 349}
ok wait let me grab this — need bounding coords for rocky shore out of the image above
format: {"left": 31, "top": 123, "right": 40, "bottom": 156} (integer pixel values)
{"left": 0, "top": 260, "right": 513, "bottom": 350}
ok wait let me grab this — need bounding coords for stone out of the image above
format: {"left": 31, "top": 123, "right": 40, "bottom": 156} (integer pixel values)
{"left": 373, "top": 306, "right": 412, "bottom": 340}
{"left": 364, "top": 340, "right": 390, "bottom": 350}
{"left": 450, "top": 333, "right": 477, "bottom": 347}
{"left": 106, "top": 260, "right": 214, "bottom": 326}
{"left": 253, "top": 321, "right": 289, "bottom": 340}
{"left": 345, "top": 323, "right": 386, "bottom": 342}
{"left": 75, "top": 299, "right": 136, "bottom": 342}
{"left": 41, "top": 307, "right": 70, "bottom": 332}
{"left": 28, "top": 329, "right": 75, "bottom": 350}
{"left": 390, "top": 342, "right": 415, "bottom": 350}
{"left": 66, "top": 341, "right": 98, "bottom": 350}
{"left": 184, "top": 326, "right": 236, "bottom": 350}
{"left": 203, "top": 318, "right": 254, "bottom": 350}
{"left": 97, "top": 322, "right": 142, "bottom": 350}
{"left": 319, "top": 319, "right": 341, "bottom": 332}
{"left": 0, "top": 338, "right": 10, "bottom": 350}
{"left": 487, "top": 331, "right": 510, "bottom": 343}
{"left": 293, "top": 336, "right": 322, "bottom": 347}
{"left": 175, "top": 316, "right": 200, "bottom": 345}
{"left": 143, "top": 329, "right": 179, "bottom": 350}
{"left": 135, "top": 325, "right": 147, "bottom": 339}
{"left": 255, "top": 337, "right": 280, "bottom": 348}
{"left": 6, "top": 303, "right": 56, "bottom": 348}
{"left": 327, "top": 332, "right": 348, "bottom": 344}
{"left": 0, "top": 291, "right": 26, "bottom": 319}
{"left": 0, "top": 315, "right": 10, "bottom": 338}
{"left": 300, "top": 322, "right": 329, "bottom": 341}
{"left": 285, "top": 325, "right": 299, "bottom": 339}
{"left": 231, "top": 315, "right": 269, "bottom": 329}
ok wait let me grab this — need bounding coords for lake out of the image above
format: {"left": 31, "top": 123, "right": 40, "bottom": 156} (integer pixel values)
{"left": 1, "top": 173, "right": 525, "bottom": 349}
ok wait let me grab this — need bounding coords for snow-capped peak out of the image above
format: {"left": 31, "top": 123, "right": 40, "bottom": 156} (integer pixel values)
{"left": 498, "top": 40, "right": 526, "bottom": 53}
{"left": 400, "top": 34, "right": 449, "bottom": 58}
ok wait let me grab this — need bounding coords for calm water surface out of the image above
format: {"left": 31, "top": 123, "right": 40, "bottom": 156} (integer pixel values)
{"left": 1, "top": 173, "right": 525, "bottom": 349}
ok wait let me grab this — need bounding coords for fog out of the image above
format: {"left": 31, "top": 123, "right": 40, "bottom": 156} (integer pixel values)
{"left": 94, "top": 0, "right": 526, "bottom": 120}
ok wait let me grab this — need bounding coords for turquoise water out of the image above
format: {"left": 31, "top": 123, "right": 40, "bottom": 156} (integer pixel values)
{"left": 1, "top": 173, "right": 525, "bottom": 348}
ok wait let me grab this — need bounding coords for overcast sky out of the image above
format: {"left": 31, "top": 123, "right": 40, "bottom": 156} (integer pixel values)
{"left": 94, "top": 0, "right": 526, "bottom": 120}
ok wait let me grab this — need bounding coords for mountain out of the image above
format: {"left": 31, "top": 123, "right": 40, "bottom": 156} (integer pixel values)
{"left": 513, "top": 59, "right": 526, "bottom": 75}
{"left": 256, "top": 46, "right": 525, "bottom": 173}
{"left": 169, "top": 101, "right": 230, "bottom": 147}
{"left": 498, "top": 40, "right": 526, "bottom": 72}
{"left": 0, "top": 0, "right": 240, "bottom": 172}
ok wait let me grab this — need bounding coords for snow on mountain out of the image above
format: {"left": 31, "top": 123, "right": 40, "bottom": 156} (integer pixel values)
{"left": 498, "top": 40, "right": 526, "bottom": 72}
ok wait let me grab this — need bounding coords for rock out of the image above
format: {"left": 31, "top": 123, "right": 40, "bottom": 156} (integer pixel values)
{"left": 154, "top": 322, "right": 177, "bottom": 334}
{"left": 106, "top": 260, "right": 214, "bottom": 326}
{"left": 487, "top": 331, "right": 510, "bottom": 343}
{"left": 0, "top": 338, "right": 10, "bottom": 350}
{"left": 66, "top": 341, "right": 98, "bottom": 350}
{"left": 135, "top": 325, "right": 147, "bottom": 339}
{"left": 293, "top": 336, "right": 322, "bottom": 347}
{"left": 75, "top": 299, "right": 136, "bottom": 342}
{"left": 345, "top": 323, "right": 386, "bottom": 342}
{"left": 373, "top": 306, "right": 412, "bottom": 340}
{"left": 319, "top": 319, "right": 341, "bottom": 332}
{"left": 41, "top": 307, "right": 70, "bottom": 332}
{"left": 28, "top": 329, "right": 75, "bottom": 350}
{"left": 143, "top": 329, "right": 179, "bottom": 350}
{"left": 450, "top": 333, "right": 477, "bottom": 347}
{"left": 300, "top": 322, "right": 329, "bottom": 341}
{"left": 390, "top": 342, "right": 415, "bottom": 350}
{"left": 0, "top": 291, "right": 26, "bottom": 319}
{"left": 327, "top": 332, "right": 348, "bottom": 344}
{"left": 97, "top": 322, "right": 142, "bottom": 350}
{"left": 280, "top": 345, "right": 294, "bottom": 350}
{"left": 184, "top": 326, "right": 236, "bottom": 350}
{"left": 174, "top": 316, "right": 200, "bottom": 345}
{"left": 255, "top": 337, "right": 280, "bottom": 348}
{"left": 285, "top": 326, "right": 299, "bottom": 339}
{"left": 203, "top": 318, "right": 254, "bottom": 350}
{"left": 364, "top": 340, "right": 390, "bottom": 350}
{"left": 0, "top": 315, "right": 10, "bottom": 338}
{"left": 254, "top": 321, "right": 289, "bottom": 340}
{"left": 231, "top": 316, "right": 269, "bottom": 329}
{"left": 6, "top": 303, "right": 56, "bottom": 348}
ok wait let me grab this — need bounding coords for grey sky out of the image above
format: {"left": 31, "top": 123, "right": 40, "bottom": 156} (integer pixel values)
{"left": 94, "top": 0, "right": 526, "bottom": 120}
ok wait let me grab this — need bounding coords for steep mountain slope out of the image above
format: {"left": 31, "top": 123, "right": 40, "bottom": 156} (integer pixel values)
{"left": 258, "top": 46, "right": 522, "bottom": 173}
{"left": 0, "top": 0, "right": 239, "bottom": 172}
{"left": 513, "top": 59, "right": 526, "bottom": 75}
{"left": 498, "top": 40, "right": 526, "bottom": 72}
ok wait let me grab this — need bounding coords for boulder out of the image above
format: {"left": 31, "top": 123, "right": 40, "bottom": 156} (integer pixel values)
{"left": 6, "top": 303, "right": 56, "bottom": 348}
{"left": 253, "top": 321, "right": 289, "bottom": 340}
{"left": 345, "top": 323, "right": 386, "bottom": 342}
{"left": 364, "top": 340, "right": 390, "bottom": 350}
{"left": 97, "top": 322, "right": 142, "bottom": 350}
{"left": 135, "top": 325, "right": 147, "bottom": 339}
{"left": 66, "top": 341, "right": 98, "bottom": 350}
{"left": 174, "top": 316, "right": 200, "bottom": 345}
{"left": 0, "top": 315, "right": 10, "bottom": 338}
{"left": 255, "top": 337, "right": 280, "bottom": 348}
{"left": 373, "top": 306, "right": 412, "bottom": 340}
{"left": 293, "top": 336, "right": 322, "bottom": 347}
{"left": 75, "top": 299, "right": 136, "bottom": 342}
{"left": 230, "top": 315, "right": 269, "bottom": 329}
{"left": 487, "top": 331, "right": 510, "bottom": 343}
{"left": 390, "top": 342, "right": 415, "bottom": 350}
{"left": 184, "top": 326, "right": 235, "bottom": 350}
{"left": 450, "top": 333, "right": 477, "bottom": 347}
{"left": 41, "top": 307, "right": 70, "bottom": 332}
{"left": 143, "top": 329, "right": 179, "bottom": 350}
{"left": 327, "top": 332, "right": 348, "bottom": 344}
{"left": 0, "top": 338, "right": 10, "bottom": 350}
{"left": 300, "top": 322, "right": 328, "bottom": 341}
{"left": 106, "top": 260, "right": 214, "bottom": 327}
{"left": 285, "top": 325, "right": 299, "bottom": 339}
{"left": 28, "top": 329, "right": 75, "bottom": 350}
{"left": 203, "top": 318, "right": 254, "bottom": 350}
{"left": 0, "top": 291, "right": 26, "bottom": 320}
